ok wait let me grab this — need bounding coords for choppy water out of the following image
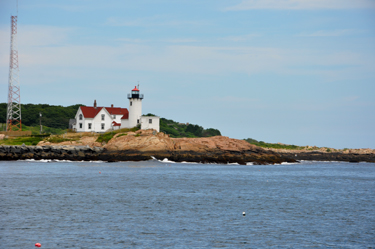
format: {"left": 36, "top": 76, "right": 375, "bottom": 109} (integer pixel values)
{"left": 1, "top": 160, "right": 374, "bottom": 248}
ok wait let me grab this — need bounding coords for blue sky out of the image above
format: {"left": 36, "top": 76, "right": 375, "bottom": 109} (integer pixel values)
{"left": 1, "top": 0, "right": 374, "bottom": 148}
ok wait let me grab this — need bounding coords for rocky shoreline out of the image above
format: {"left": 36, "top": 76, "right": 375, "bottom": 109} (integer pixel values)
{"left": 1, "top": 144, "right": 374, "bottom": 164}
{"left": 1, "top": 130, "right": 374, "bottom": 164}
{"left": 274, "top": 151, "right": 375, "bottom": 163}
{"left": 0, "top": 144, "right": 294, "bottom": 165}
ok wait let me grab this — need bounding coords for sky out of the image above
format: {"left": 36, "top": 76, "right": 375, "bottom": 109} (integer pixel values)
{"left": 0, "top": 0, "right": 374, "bottom": 149}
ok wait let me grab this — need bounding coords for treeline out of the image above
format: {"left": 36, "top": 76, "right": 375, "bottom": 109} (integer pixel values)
{"left": 159, "top": 117, "right": 221, "bottom": 138}
{"left": 0, "top": 103, "right": 83, "bottom": 130}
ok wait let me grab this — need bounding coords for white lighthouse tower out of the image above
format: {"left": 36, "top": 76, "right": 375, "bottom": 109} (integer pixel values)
{"left": 127, "top": 86, "right": 143, "bottom": 127}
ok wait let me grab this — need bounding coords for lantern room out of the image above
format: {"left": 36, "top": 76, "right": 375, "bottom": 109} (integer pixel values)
{"left": 127, "top": 86, "right": 144, "bottom": 99}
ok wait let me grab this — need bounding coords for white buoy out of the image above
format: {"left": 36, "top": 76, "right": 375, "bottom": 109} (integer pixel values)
{"left": 242, "top": 212, "right": 246, "bottom": 216}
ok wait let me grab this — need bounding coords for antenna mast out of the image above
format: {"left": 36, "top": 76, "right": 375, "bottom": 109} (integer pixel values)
{"left": 6, "top": 14, "right": 22, "bottom": 131}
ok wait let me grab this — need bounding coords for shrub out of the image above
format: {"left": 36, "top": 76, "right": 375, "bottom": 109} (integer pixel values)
{"left": 96, "top": 132, "right": 116, "bottom": 143}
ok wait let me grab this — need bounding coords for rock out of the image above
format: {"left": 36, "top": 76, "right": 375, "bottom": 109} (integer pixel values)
{"left": 103, "top": 133, "right": 289, "bottom": 164}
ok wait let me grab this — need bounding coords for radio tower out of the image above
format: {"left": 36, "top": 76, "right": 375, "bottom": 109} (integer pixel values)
{"left": 6, "top": 14, "right": 22, "bottom": 131}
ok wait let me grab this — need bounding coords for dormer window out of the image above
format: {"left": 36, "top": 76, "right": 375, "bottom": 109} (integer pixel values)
{"left": 79, "top": 114, "right": 83, "bottom": 120}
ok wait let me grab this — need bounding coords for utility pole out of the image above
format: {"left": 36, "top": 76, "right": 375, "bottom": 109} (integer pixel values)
{"left": 39, "top": 112, "right": 42, "bottom": 134}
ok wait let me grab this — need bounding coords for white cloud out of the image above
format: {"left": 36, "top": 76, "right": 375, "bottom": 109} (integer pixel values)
{"left": 226, "top": 0, "right": 375, "bottom": 10}
{"left": 105, "top": 16, "right": 205, "bottom": 27}
{"left": 298, "top": 29, "right": 362, "bottom": 37}
{"left": 219, "top": 34, "right": 261, "bottom": 42}
{"left": 343, "top": 96, "right": 359, "bottom": 102}
{"left": 16, "top": 42, "right": 374, "bottom": 81}
{"left": 18, "top": 25, "right": 74, "bottom": 47}
{"left": 115, "top": 38, "right": 199, "bottom": 44}
{"left": 161, "top": 38, "right": 199, "bottom": 43}
{"left": 2, "top": 24, "right": 374, "bottom": 87}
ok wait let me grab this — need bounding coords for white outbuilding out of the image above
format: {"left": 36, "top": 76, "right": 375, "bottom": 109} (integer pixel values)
{"left": 72, "top": 86, "right": 160, "bottom": 133}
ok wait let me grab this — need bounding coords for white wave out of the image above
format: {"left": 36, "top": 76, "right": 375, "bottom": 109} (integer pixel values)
{"left": 161, "top": 158, "right": 176, "bottom": 163}
{"left": 280, "top": 162, "right": 300, "bottom": 165}
{"left": 180, "top": 161, "right": 199, "bottom": 164}
{"left": 299, "top": 160, "right": 347, "bottom": 163}
{"left": 227, "top": 162, "right": 240, "bottom": 165}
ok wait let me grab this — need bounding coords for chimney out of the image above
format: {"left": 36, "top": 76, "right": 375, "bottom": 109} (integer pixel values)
{"left": 94, "top": 100, "right": 97, "bottom": 109}
{"left": 111, "top": 104, "right": 113, "bottom": 108}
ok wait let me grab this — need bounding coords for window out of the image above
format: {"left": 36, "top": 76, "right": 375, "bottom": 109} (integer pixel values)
{"left": 130, "top": 101, "right": 132, "bottom": 106}
{"left": 113, "top": 115, "right": 116, "bottom": 119}
{"left": 101, "top": 123, "right": 105, "bottom": 130}
{"left": 88, "top": 123, "right": 92, "bottom": 129}
{"left": 79, "top": 114, "right": 83, "bottom": 120}
{"left": 149, "top": 119, "right": 152, "bottom": 124}
{"left": 101, "top": 114, "right": 105, "bottom": 121}
{"left": 137, "top": 119, "right": 139, "bottom": 124}
{"left": 79, "top": 123, "right": 82, "bottom": 129}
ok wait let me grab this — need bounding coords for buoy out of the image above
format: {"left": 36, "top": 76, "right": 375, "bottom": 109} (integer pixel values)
{"left": 35, "top": 243, "right": 41, "bottom": 247}
{"left": 242, "top": 212, "right": 246, "bottom": 216}
{"left": 99, "top": 172, "right": 101, "bottom": 174}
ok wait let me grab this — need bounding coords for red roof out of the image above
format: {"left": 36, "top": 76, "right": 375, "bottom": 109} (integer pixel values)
{"left": 112, "top": 121, "right": 121, "bottom": 126}
{"left": 80, "top": 106, "right": 103, "bottom": 118}
{"left": 80, "top": 106, "right": 128, "bottom": 118}
{"left": 121, "top": 113, "right": 129, "bottom": 120}
{"left": 132, "top": 86, "right": 139, "bottom": 91}
{"left": 106, "top": 107, "right": 129, "bottom": 115}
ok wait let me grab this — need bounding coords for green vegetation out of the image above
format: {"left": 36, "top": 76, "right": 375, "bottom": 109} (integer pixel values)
{"left": 117, "top": 133, "right": 127, "bottom": 138}
{"left": 21, "top": 124, "right": 66, "bottom": 135}
{"left": 0, "top": 136, "right": 43, "bottom": 146}
{"left": 0, "top": 103, "right": 83, "bottom": 131}
{"left": 1, "top": 122, "right": 65, "bottom": 135}
{"left": 244, "top": 138, "right": 304, "bottom": 150}
{"left": 160, "top": 117, "right": 221, "bottom": 138}
{"left": 96, "top": 127, "right": 140, "bottom": 143}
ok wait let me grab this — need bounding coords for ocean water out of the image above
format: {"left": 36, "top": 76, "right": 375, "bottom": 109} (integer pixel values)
{"left": 0, "top": 160, "right": 374, "bottom": 248}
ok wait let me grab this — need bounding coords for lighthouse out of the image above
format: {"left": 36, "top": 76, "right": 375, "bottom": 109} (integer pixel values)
{"left": 72, "top": 84, "right": 159, "bottom": 132}
{"left": 127, "top": 86, "right": 143, "bottom": 128}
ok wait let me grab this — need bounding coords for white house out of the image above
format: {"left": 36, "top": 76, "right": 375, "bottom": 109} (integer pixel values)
{"left": 72, "top": 86, "right": 160, "bottom": 133}
{"left": 140, "top": 116, "right": 160, "bottom": 131}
